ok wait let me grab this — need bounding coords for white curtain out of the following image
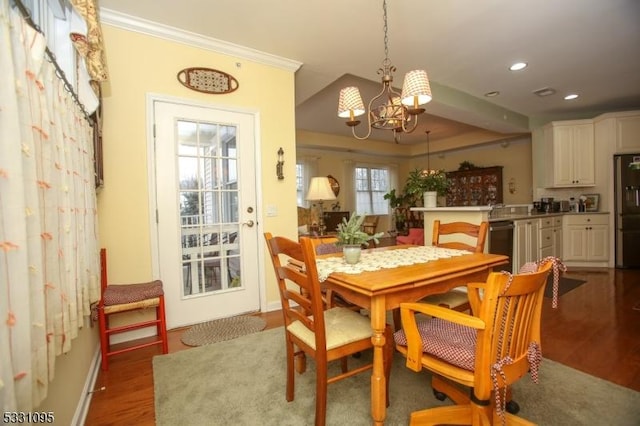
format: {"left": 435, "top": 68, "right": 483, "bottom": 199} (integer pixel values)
{"left": 0, "top": 1, "right": 100, "bottom": 411}
{"left": 298, "top": 156, "right": 318, "bottom": 208}
{"left": 342, "top": 159, "right": 355, "bottom": 213}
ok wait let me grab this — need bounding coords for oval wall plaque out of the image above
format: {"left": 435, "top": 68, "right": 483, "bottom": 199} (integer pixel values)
{"left": 177, "top": 67, "right": 239, "bottom": 94}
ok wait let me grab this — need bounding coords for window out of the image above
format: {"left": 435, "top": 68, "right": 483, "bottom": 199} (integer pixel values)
{"left": 296, "top": 162, "right": 305, "bottom": 206}
{"left": 355, "top": 166, "right": 390, "bottom": 214}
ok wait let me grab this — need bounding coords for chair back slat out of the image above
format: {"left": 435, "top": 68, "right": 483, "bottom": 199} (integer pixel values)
{"left": 432, "top": 220, "right": 488, "bottom": 253}
{"left": 475, "top": 260, "right": 552, "bottom": 396}
{"left": 264, "top": 233, "right": 327, "bottom": 350}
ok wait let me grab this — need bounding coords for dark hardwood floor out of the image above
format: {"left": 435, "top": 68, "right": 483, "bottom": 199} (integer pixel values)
{"left": 84, "top": 267, "right": 640, "bottom": 425}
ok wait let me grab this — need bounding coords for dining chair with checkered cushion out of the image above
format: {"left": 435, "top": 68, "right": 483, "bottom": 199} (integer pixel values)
{"left": 394, "top": 258, "right": 554, "bottom": 425}
{"left": 97, "top": 248, "right": 168, "bottom": 371}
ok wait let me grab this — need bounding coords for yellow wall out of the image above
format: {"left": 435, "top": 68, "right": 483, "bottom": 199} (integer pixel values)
{"left": 98, "top": 25, "right": 297, "bottom": 304}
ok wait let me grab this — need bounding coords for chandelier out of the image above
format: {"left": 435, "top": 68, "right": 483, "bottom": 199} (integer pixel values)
{"left": 337, "top": 0, "right": 432, "bottom": 143}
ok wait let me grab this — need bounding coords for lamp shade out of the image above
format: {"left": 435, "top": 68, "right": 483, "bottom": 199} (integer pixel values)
{"left": 306, "top": 177, "right": 337, "bottom": 201}
{"left": 401, "top": 69, "right": 432, "bottom": 107}
{"left": 338, "top": 87, "right": 366, "bottom": 118}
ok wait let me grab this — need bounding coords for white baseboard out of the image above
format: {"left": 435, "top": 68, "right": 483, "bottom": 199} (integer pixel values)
{"left": 72, "top": 345, "right": 102, "bottom": 426}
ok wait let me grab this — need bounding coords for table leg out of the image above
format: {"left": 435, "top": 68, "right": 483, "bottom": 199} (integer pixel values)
{"left": 370, "top": 296, "right": 387, "bottom": 425}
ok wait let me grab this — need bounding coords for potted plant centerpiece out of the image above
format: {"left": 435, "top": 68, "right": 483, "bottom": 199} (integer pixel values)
{"left": 404, "top": 168, "right": 450, "bottom": 208}
{"left": 336, "top": 214, "right": 384, "bottom": 264}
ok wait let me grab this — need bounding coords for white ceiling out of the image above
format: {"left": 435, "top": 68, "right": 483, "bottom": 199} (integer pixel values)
{"left": 99, "top": 0, "right": 640, "bottom": 146}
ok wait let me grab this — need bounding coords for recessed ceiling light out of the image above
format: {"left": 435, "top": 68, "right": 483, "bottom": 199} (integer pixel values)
{"left": 509, "top": 62, "right": 528, "bottom": 71}
{"left": 484, "top": 91, "right": 500, "bottom": 97}
{"left": 564, "top": 94, "right": 579, "bottom": 100}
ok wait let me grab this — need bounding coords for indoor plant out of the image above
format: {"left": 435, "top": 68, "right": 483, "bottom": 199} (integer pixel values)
{"left": 336, "top": 215, "right": 384, "bottom": 264}
{"left": 383, "top": 189, "right": 410, "bottom": 232}
{"left": 404, "top": 168, "right": 450, "bottom": 207}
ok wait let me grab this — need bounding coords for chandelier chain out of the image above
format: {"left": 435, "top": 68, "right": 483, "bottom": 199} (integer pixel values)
{"left": 337, "top": 0, "right": 432, "bottom": 143}
{"left": 382, "top": 0, "right": 390, "bottom": 66}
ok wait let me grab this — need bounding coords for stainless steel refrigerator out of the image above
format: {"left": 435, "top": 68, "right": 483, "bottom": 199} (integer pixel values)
{"left": 614, "top": 154, "right": 640, "bottom": 268}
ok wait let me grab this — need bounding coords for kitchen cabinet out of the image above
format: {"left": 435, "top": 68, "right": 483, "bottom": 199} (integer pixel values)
{"left": 513, "top": 218, "right": 539, "bottom": 272}
{"left": 445, "top": 166, "right": 503, "bottom": 206}
{"left": 544, "top": 120, "right": 595, "bottom": 187}
{"left": 594, "top": 110, "right": 640, "bottom": 153}
{"left": 539, "top": 216, "right": 562, "bottom": 259}
{"left": 563, "top": 214, "right": 609, "bottom": 262}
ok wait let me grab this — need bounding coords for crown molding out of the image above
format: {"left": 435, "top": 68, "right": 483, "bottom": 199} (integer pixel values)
{"left": 99, "top": 8, "right": 302, "bottom": 72}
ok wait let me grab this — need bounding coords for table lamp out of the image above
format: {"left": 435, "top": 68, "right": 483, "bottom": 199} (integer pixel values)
{"left": 306, "top": 177, "right": 337, "bottom": 235}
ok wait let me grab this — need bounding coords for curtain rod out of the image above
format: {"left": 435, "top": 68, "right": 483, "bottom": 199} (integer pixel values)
{"left": 12, "top": 0, "right": 95, "bottom": 126}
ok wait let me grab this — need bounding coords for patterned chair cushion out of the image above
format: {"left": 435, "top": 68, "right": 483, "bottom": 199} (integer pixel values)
{"left": 394, "top": 317, "right": 477, "bottom": 371}
{"left": 103, "top": 279, "right": 164, "bottom": 306}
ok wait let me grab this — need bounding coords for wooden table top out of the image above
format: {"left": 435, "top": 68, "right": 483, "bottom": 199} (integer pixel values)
{"left": 319, "top": 245, "right": 509, "bottom": 295}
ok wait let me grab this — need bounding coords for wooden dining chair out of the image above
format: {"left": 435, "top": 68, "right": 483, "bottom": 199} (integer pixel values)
{"left": 97, "top": 248, "right": 168, "bottom": 371}
{"left": 309, "top": 236, "right": 360, "bottom": 311}
{"left": 425, "top": 220, "right": 489, "bottom": 312}
{"left": 362, "top": 215, "right": 380, "bottom": 246}
{"left": 391, "top": 221, "right": 489, "bottom": 331}
{"left": 264, "top": 233, "right": 393, "bottom": 426}
{"left": 394, "top": 259, "right": 554, "bottom": 425}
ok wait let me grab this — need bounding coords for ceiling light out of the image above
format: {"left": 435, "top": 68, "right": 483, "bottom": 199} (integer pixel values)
{"left": 484, "top": 91, "right": 500, "bottom": 97}
{"left": 509, "top": 62, "right": 528, "bottom": 71}
{"left": 337, "top": 0, "right": 431, "bottom": 144}
{"left": 564, "top": 94, "right": 579, "bottom": 100}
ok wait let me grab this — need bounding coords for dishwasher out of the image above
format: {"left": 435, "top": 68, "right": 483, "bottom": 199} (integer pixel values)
{"left": 489, "top": 220, "right": 514, "bottom": 273}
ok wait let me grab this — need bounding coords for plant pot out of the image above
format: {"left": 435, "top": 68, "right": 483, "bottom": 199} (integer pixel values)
{"left": 423, "top": 191, "right": 438, "bottom": 208}
{"left": 343, "top": 245, "right": 362, "bottom": 265}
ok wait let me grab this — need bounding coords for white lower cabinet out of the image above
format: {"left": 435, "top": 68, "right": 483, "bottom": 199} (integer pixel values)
{"left": 553, "top": 216, "right": 563, "bottom": 259}
{"left": 539, "top": 216, "right": 563, "bottom": 260}
{"left": 514, "top": 219, "right": 539, "bottom": 272}
{"left": 563, "top": 214, "right": 609, "bottom": 262}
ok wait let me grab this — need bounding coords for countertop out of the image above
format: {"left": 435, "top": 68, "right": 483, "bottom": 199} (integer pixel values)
{"left": 411, "top": 206, "right": 492, "bottom": 212}
{"left": 488, "top": 211, "right": 609, "bottom": 222}
{"left": 410, "top": 205, "right": 609, "bottom": 222}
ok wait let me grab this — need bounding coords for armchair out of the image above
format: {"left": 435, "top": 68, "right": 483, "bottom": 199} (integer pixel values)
{"left": 396, "top": 227, "right": 425, "bottom": 245}
{"left": 394, "top": 259, "right": 554, "bottom": 425}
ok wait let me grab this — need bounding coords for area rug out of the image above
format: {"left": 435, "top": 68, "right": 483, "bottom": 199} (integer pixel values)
{"left": 545, "top": 275, "right": 587, "bottom": 298}
{"left": 154, "top": 327, "right": 640, "bottom": 426}
{"left": 180, "top": 315, "right": 266, "bottom": 346}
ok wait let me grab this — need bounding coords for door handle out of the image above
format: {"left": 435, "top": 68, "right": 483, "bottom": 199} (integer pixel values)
{"left": 243, "top": 220, "right": 255, "bottom": 227}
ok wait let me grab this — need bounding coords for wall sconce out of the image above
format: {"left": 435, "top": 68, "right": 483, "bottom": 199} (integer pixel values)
{"left": 276, "top": 147, "right": 284, "bottom": 180}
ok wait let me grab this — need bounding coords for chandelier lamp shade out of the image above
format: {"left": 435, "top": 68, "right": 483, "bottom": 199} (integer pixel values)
{"left": 337, "top": 0, "right": 432, "bottom": 143}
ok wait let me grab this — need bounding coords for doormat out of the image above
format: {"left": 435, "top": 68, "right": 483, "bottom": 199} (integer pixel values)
{"left": 545, "top": 275, "right": 587, "bottom": 298}
{"left": 180, "top": 315, "right": 267, "bottom": 347}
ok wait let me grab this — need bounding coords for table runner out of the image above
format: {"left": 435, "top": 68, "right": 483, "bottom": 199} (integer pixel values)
{"left": 316, "top": 246, "right": 471, "bottom": 282}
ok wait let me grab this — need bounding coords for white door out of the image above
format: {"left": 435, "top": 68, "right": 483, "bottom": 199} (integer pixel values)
{"left": 153, "top": 100, "right": 260, "bottom": 329}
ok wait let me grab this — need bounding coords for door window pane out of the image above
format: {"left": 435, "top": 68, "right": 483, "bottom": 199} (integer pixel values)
{"left": 177, "top": 120, "right": 242, "bottom": 296}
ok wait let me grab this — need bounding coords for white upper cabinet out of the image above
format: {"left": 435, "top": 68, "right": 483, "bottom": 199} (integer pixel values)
{"left": 595, "top": 111, "right": 640, "bottom": 153}
{"left": 544, "top": 120, "right": 595, "bottom": 188}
